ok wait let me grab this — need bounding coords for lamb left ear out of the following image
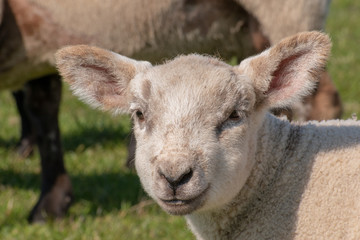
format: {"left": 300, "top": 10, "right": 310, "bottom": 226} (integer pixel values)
{"left": 237, "top": 31, "right": 331, "bottom": 109}
{"left": 55, "top": 45, "right": 151, "bottom": 113}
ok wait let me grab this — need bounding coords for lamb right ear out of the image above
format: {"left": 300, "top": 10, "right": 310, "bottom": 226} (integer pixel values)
{"left": 237, "top": 31, "right": 331, "bottom": 110}
{"left": 55, "top": 45, "right": 152, "bottom": 113}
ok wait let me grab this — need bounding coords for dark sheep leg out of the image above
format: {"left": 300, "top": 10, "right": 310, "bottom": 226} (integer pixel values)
{"left": 12, "top": 90, "right": 36, "bottom": 158}
{"left": 24, "top": 75, "right": 73, "bottom": 223}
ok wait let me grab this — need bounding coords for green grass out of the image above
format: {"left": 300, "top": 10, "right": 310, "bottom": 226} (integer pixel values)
{"left": 1, "top": 0, "right": 360, "bottom": 239}
{"left": 327, "top": 0, "right": 360, "bottom": 117}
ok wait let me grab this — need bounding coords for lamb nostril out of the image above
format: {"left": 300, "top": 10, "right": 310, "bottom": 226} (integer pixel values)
{"left": 159, "top": 168, "right": 193, "bottom": 190}
{"left": 178, "top": 169, "right": 193, "bottom": 186}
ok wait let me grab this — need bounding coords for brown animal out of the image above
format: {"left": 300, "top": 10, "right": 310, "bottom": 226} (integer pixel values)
{"left": 0, "top": 0, "right": 341, "bottom": 222}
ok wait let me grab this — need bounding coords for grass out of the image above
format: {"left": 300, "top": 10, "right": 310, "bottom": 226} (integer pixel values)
{"left": 0, "top": 0, "right": 359, "bottom": 239}
{"left": 326, "top": 0, "right": 360, "bottom": 117}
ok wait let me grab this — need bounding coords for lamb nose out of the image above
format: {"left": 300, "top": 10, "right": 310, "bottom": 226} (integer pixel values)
{"left": 160, "top": 168, "right": 193, "bottom": 190}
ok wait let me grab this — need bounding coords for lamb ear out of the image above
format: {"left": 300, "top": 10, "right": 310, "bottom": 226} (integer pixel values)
{"left": 55, "top": 45, "right": 152, "bottom": 113}
{"left": 237, "top": 31, "right": 331, "bottom": 109}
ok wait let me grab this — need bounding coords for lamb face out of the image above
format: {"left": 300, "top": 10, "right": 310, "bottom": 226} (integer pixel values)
{"left": 56, "top": 31, "right": 331, "bottom": 217}
{"left": 129, "top": 55, "right": 258, "bottom": 214}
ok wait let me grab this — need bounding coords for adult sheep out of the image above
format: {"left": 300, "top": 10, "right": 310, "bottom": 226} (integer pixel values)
{"left": 1, "top": 0, "right": 340, "bottom": 222}
{"left": 56, "top": 31, "right": 360, "bottom": 239}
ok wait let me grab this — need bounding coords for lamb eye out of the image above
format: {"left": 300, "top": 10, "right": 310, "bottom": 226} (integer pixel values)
{"left": 136, "top": 111, "right": 145, "bottom": 121}
{"left": 228, "top": 110, "right": 241, "bottom": 121}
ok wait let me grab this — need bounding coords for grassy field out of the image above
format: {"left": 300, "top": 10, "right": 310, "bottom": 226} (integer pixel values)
{"left": 327, "top": 0, "right": 360, "bottom": 117}
{"left": 1, "top": 0, "right": 360, "bottom": 239}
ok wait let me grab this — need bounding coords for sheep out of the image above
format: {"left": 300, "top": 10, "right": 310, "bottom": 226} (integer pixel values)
{"left": 2, "top": 0, "right": 341, "bottom": 222}
{"left": 56, "top": 31, "right": 360, "bottom": 239}
{"left": 3, "top": 0, "right": 340, "bottom": 117}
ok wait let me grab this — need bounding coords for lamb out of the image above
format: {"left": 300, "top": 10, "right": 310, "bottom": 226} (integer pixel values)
{"left": 55, "top": 31, "right": 360, "bottom": 239}
{"left": 2, "top": 0, "right": 343, "bottom": 223}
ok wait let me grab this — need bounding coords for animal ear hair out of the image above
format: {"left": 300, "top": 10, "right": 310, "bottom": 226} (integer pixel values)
{"left": 55, "top": 45, "right": 151, "bottom": 113}
{"left": 237, "top": 31, "right": 331, "bottom": 110}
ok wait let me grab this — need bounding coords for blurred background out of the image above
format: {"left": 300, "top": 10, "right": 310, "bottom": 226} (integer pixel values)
{"left": 0, "top": 0, "right": 359, "bottom": 239}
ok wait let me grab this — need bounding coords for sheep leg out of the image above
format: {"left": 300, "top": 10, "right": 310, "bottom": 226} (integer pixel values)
{"left": 23, "top": 75, "right": 73, "bottom": 223}
{"left": 303, "top": 71, "right": 343, "bottom": 120}
{"left": 12, "top": 90, "right": 36, "bottom": 158}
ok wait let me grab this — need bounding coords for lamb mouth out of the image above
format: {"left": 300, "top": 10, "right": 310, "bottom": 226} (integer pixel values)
{"left": 162, "top": 198, "right": 195, "bottom": 205}
{"left": 159, "top": 186, "right": 209, "bottom": 215}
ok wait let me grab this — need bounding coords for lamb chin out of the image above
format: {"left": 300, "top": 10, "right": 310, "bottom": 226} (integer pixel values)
{"left": 158, "top": 198, "right": 205, "bottom": 215}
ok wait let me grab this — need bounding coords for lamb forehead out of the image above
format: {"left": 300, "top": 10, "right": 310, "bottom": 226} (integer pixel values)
{"left": 130, "top": 55, "right": 253, "bottom": 114}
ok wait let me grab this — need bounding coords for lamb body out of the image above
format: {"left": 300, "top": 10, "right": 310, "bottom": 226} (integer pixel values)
{"left": 187, "top": 115, "right": 360, "bottom": 239}
{"left": 55, "top": 32, "right": 360, "bottom": 239}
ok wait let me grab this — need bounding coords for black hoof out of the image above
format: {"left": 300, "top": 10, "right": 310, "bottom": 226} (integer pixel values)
{"left": 28, "top": 174, "right": 73, "bottom": 223}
